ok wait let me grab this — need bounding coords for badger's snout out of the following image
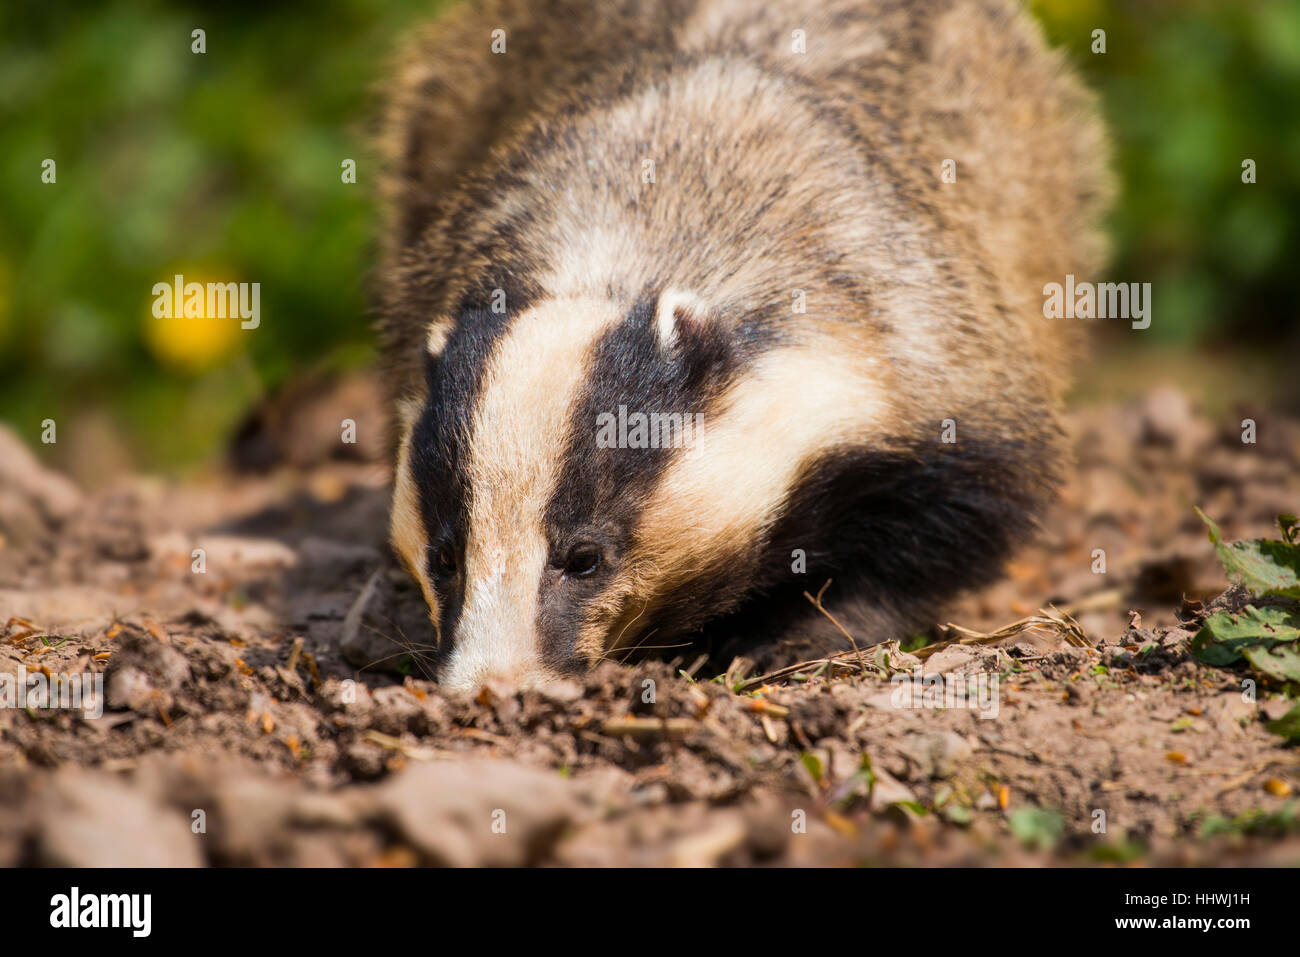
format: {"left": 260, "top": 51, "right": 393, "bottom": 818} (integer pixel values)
{"left": 438, "top": 651, "right": 557, "bottom": 695}
{"left": 429, "top": 543, "right": 616, "bottom": 692}
{"left": 436, "top": 561, "right": 558, "bottom": 693}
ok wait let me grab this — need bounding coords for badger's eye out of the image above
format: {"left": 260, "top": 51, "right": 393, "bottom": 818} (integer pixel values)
{"left": 428, "top": 542, "right": 458, "bottom": 579}
{"left": 562, "top": 544, "right": 602, "bottom": 579}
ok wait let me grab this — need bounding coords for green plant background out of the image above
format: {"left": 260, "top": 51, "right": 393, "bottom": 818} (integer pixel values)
{"left": 1, "top": 0, "right": 1297, "bottom": 475}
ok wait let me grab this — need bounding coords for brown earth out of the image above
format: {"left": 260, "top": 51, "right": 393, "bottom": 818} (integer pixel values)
{"left": 1, "top": 383, "right": 1298, "bottom": 867}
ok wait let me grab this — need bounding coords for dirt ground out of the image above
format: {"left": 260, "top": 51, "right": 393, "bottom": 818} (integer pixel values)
{"left": 1, "top": 382, "right": 1298, "bottom": 867}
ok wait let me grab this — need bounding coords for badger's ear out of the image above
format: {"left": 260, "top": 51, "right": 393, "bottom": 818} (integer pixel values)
{"left": 425, "top": 318, "right": 453, "bottom": 358}
{"left": 653, "top": 288, "right": 707, "bottom": 352}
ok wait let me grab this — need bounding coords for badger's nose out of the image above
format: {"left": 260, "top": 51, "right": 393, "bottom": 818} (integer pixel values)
{"left": 438, "top": 657, "right": 555, "bottom": 695}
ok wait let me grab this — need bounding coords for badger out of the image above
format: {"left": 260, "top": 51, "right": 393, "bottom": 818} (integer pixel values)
{"left": 376, "top": 0, "right": 1110, "bottom": 692}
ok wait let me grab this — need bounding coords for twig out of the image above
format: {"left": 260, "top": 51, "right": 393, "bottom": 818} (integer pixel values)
{"left": 603, "top": 716, "right": 697, "bottom": 738}
{"left": 737, "top": 604, "right": 1091, "bottom": 690}
{"left": 803, "top": 579, "right": 867, "bottom": 676}
{"left": 913, "top": 606, "right": 1091, "bottom": 661}
{"left": 1213, "top": 758, "right": 1300, "bottom": 797}
{"left": 363, "top": 729, "right": 447, "bottom": 761}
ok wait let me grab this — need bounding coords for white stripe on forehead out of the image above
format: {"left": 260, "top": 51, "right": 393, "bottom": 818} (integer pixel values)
{"left": 577, "top": 338, "right": 894, "bottom": 659}
{"left": 439, "top": 296, "right": 623, "bottom": 691}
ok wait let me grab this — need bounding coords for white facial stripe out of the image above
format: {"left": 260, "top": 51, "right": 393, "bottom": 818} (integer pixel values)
{"left": 579, "top": 342, "right": 892, "bottom": 657}
{"left": 391, "top": 422, "right": 440, "bottom": 631}
{"left": 439, "top": 297, "right": 622, "bottom": 691}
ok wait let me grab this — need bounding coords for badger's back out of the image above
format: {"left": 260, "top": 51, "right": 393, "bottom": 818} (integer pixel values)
{"left": 380, "top": 0, "right": 1108, "bottom": 391}
{"left": 377, "top": 0, "right": 1111, "bottom": 679}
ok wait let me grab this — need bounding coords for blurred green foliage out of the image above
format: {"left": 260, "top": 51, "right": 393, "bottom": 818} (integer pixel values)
{"left": 1034, "top": 0, "right": 1300, "bottom": 344}
{"left": 1, "top": 0, "right": 1297, "bottom": 472}
{"left": 0, "top": 0, "right": 439, "bottom": 469}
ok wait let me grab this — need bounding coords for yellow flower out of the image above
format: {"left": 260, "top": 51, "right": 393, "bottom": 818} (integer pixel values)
{"left": 144, "top": 269, "right": 246, "bottom": 372}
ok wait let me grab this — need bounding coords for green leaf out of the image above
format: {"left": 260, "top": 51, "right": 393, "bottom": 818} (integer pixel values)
{"left": 1196, "top": 507, "right": 1300, "bottom": 598}
{"left": 943, "top": 805, "right": 974, "bottom": 826}
{"left": 1199, "top": 803, "right": 1300, "bottom": 838}
{"left": 1089, "top": 838, "right": 1148, "bottom": 864}
{"left": 1190, "top": 604, "right": 1300, "bottom": 667}
{"left": 891, "top": 800, "right": 929, "bottom": 816}
{"left": 1266, "top": 704, "right": 1300, "bottom": 743}
{"left": 1008, "top": 806, "right": 1065, "bottom": 851}
{"left": 1243, "top": 644, "right": 1300, "bottom": 685}
{"left": 800, "top": 752, "right": 824, "bottom": 785}
{"left": 1279, "top": 514, "right": 1300, "bottom": 545}
{"left": 856, "top": 752, "right": 877, "bottom": 789}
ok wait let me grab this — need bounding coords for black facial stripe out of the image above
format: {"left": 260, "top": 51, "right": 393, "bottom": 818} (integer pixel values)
{"left": 410, "top": 275, "right": 535, "bottom": 651}
{"left": 534, "top": 290, "right": 774, "bottom": 667}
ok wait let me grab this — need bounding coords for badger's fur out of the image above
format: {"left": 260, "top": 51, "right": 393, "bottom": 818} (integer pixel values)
{"left": 377, "top": 0, "right": 1110, "bottom": 691}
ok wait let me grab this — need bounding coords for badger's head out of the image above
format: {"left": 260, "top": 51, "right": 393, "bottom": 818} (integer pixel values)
{"left": 389, "top": 286, "right": 889, "bottom": 693}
